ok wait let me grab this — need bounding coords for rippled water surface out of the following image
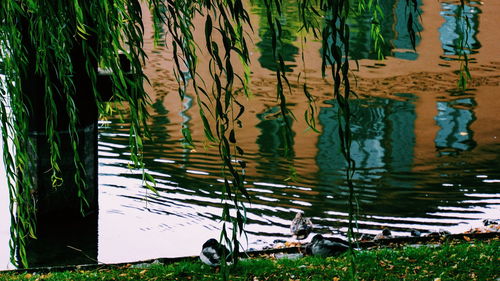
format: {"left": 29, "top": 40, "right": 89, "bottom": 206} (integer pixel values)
{"left": 1, "top": 0, "right": 500, "bottom": 269}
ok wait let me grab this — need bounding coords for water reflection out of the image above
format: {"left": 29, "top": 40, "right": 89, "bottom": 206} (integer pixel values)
{"left": 150, "top": 98, "right": 171, "bottom": 142}
{"left": 252, "top": 0, "right": 425, "bottom": 68}
{"left": 439, "top": 1, "right": 481, "bottom": 58}
{"left": 435, "top": 97, "right": 477, "bottom": 155}
{"left": 315, "top": 96, "right": 417, "bottom": 210}
{"left": 251, "top": 0, "right": 300, "bottom": 72}
{"left": 392, "top": 0, "right": 423, "bottom": 60}
{"left": 350, "top": 0, "right": 423, "bottom": 60}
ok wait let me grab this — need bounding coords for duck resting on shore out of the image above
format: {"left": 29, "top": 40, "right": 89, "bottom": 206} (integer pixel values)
{"left": 374, "top": 228, "right": 393, "bottom": 240}
{"left": 427, "top": 229, "right": 451, "bottom": 237}
{"left": 483, "top": 219, "right": 499, "bottom": 226}
{"left": 305, "top": 234, "right": 349, "bottom": 257}
{"left": 200, "top": 238, "right": 230, "bottom": 267}
{"left": 290, "top": 212, "right": 313, "bottom": 240}
{"left": 410, "top": 229, "right": 422, "bottom": 237}
{"left": 358, "top": 233, "right": 376, "bottom": 241}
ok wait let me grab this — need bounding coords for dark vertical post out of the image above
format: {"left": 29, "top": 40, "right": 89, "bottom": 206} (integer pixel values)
{"left": 19, "top": 16, "right": 99, "bottom": 267}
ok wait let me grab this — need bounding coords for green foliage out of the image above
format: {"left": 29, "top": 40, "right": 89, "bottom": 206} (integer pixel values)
{"left": 0, "top": 240, "right": 498, "bottom": 280}
{"left": 318, "top": 0, "right": 358, "bottom": 278}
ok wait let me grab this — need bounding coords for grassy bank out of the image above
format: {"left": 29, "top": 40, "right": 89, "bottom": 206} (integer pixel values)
{"left": 0, "top": 239, "right": 498, "bottom": 280}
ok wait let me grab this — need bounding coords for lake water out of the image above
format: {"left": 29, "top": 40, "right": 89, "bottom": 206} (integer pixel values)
{"left": 1, "top": 0, "right": 500, "bottom": 270}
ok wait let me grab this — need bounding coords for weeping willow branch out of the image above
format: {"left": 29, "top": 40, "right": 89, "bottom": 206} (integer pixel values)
{"left": 457, "top": 0, "right": 472, "bottom": 90}
{"left": 405, "top": 0, "right": 421, "bottom": 51}
{"left": 366, "top": 0, "right": 385, "bottom": 59}
{"left": 159, "top": 0, "right": 253, "bottom": 269}
{"left": 201, "top": 0, "right": 253, "bottom": 267}
{"left": 262, "top": 0, "right": 296, "bottom": 157}
{"left": 296, "top": 0, "right": 321, "bottom": 134}
{"left": 319, "top": 0, "right": 357, "bottom": 278}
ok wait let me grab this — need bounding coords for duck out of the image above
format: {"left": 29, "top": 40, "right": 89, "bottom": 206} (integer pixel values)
{"left": 483, "top": 219, "right": 499, "bottom": 226}
{"left": 358, "top": 233, "right": 376, "bottom": 241}
{"left": 410, "top": 229, "right": 421, "bottom": 237}
{"left": 200, "top": 238, "right": 230, "bottom": 267}
{"left": 374, "top": 228, "right": 393, "bottom": 240}
{"left": 305, "top": 234, "right": 349, "bottom": 257}
{"left": 290, "top": 212, "right": 313, "bottom": 240}
{"left": 426, "top": 229, "right": 451, "bottom": 237}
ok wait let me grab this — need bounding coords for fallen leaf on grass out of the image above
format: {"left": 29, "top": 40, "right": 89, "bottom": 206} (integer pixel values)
{"left": 481, "top": 253, "right": 494, "bottom": 262}
{"left": 39, "top": 273, "right": 53, "bottom": 279}
{"left": 285, "top": 242, "right": 303, "bottom": 248}
{"left": 379, "top": 260, "right": 392, "bottom": 268}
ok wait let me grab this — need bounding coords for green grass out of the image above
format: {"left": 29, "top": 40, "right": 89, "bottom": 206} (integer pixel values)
{"left": 0, "top": 240, "right": 498, "bottom": 280}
